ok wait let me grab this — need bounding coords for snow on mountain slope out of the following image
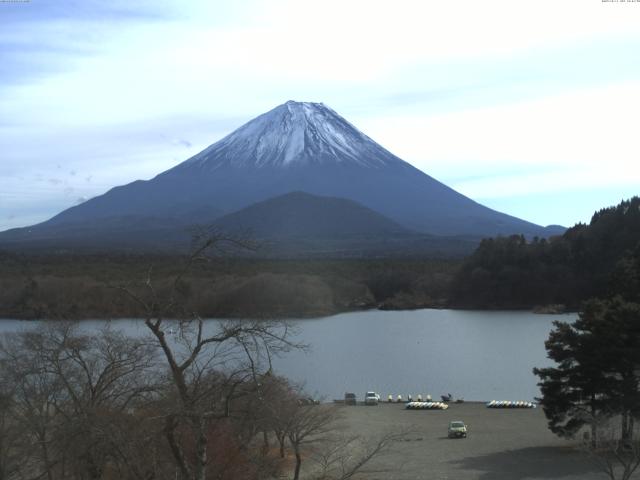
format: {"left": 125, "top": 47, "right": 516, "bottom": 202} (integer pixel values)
{"left": 175, "top": 101, "right": 403, "bottom": 170}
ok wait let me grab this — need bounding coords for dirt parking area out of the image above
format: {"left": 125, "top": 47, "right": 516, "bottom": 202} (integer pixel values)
{"left": 335, "top": 402, "right": 613, "bottom": 480}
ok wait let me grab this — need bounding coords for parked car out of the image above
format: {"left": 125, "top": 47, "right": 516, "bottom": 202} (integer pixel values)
{"left": 448, "top": 420, "right": 467, "bottom": 438}
{"left": 344, "top": 392, "right": 357, "bottom": 405}
{"left": 365, "top": 391, "right": 379, "bottom": 405}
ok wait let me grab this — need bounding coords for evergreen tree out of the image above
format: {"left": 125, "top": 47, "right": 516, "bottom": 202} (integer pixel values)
{"left": 453, "top": 197, "right": 640, "bottom": 309}
{"left": 611, "top": 244, "right": 640, "bottom": 303}
{"left": 534, "top": 298, "right": 640, "bottom": 443}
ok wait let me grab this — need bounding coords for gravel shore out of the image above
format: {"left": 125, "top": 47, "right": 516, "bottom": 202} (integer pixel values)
{"left": 336, "top": 402, "right": 610, "bottom": 480}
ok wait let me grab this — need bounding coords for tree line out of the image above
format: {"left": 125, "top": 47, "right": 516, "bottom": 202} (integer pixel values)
{"left": 0, "top": 252, "right": 458, "bottom": 320}
{"left": 452, "top": 197, "right": 640, "bottom": 309}
{"left": 530, "top": 199, "right": 640, "bottom": 479}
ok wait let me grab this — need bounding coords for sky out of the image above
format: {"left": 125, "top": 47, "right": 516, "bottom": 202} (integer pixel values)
{"left": 1, "top": 0, "right": 639, "bottom": 231}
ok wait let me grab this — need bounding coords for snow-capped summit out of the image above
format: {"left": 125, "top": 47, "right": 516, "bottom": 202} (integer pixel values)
{"left": 175, "top": 101, "right": 404, "bottom": 171}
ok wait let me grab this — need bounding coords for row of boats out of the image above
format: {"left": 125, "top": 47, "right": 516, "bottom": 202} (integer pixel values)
{"left": 387, "top": 394, "right": 434, "bottom": 403}
{"left": 404, "top": 400, "right": 537, "bottom": 410}
{"left": 486, "top": 400, "right": 537, "bottom": 409}
{"left": 405, "top": 401, "right": 450, "bottom": 410}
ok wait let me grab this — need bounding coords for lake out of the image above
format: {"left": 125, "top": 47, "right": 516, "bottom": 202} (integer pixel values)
{"left": 0, "top": 309, "right": 575, "bottom": 402}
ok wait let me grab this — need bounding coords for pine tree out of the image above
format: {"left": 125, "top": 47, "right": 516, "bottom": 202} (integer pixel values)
{"left": 534, "top": 298, "right": 640, "bottom": 444}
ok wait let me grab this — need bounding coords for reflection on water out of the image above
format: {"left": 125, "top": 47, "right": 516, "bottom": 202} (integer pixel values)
{"left": 0, "top": 309, "right": 575, "bottom": 402}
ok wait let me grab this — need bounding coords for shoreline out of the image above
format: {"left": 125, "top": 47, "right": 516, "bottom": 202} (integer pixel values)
{"left": 0, "top": 304, "right": 578, "bottom": 322}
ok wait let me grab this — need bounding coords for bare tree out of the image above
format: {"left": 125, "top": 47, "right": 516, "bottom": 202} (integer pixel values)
{"left": 286, "top": 404, "right": 342, "bottom": 480}
{"left": 0, "top": 332, "right": 62, "bottom": 480}
{"left": 583, "top": 419, "right": 640, "bottom": 480}
{"left": 282, "top": 400, "right": 411, "bottom": 480}
{"left": 0, "top": 380, "right": 22, "bottom": 480}
{"left": 115, "top": 232, "right": 303, "bottom": 480}
{"left": 309, "top": 430, "right": 410, "bottom": 480}
{"left": 263, "top": 376, "right": 300, "bottom": 459}
{"left": 0, "top": 323, "right": 160, "bottom": 480}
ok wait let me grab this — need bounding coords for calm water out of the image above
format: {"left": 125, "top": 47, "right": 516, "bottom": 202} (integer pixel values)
{"left": 0, "top": 309, "right": 575, "bottom": 402}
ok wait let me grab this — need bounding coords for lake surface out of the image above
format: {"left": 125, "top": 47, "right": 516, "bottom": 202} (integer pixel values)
{"left": 0, "top": 309, "right": 575, "bottom": 402}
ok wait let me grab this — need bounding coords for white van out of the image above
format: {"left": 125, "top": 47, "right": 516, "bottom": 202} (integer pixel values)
{"left": 365, "top": 391, "right": 379, "bottom": 405}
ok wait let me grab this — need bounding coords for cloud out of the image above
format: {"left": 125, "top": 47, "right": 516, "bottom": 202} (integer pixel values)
{"left": 1, "top": 1, "right": 169, "bottom": 24}
{"left": 1, "top": 0, "right": 640, "bottom": 231}
{"left": 0, "top": 0, "right": 175, "bottom": 86}
{"left": 360, "top": 81, "right": 640, "bottom": 180}
{"left": 158, "top": 0, "right": 640, "bottom": 86}
{"left": 0, "top": 113, "right": 240, "bottom": 181}
{"left": 161, "top": 134, "right": 193, "bottom": 148}
{"left": 452, "top": 169, "right": 639, "bottom": 200}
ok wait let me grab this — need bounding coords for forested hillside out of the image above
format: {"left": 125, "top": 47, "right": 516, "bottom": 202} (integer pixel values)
{"left": 0, "top": 255, "right": 457, "bottom": 319}
{"left": 451, "top": 197, "right": 640, "bottom": 309}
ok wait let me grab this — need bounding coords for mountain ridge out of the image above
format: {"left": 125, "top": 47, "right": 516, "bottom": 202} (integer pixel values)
{"left": 213, "top": 190, "right": 413, "bottom": 238}
{"left": 0, "top": 101, "right": 565, "bottom": 253}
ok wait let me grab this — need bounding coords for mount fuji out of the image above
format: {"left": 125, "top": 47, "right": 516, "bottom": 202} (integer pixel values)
{"left": 0, "top": 101, "right": 563, "bottom": 254}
